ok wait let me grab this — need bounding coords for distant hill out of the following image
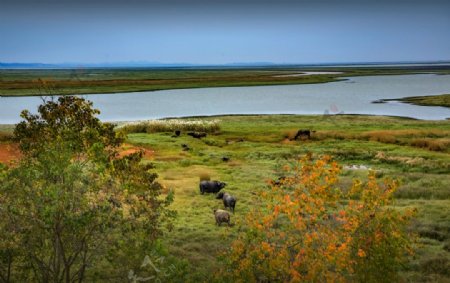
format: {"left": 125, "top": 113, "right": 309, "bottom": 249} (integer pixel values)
{"left": 0, "top": 62, "right": 57, "bottom": 69}
{"left": 0, "top": 60, "right": 449, "bottom": 69}
{"left": 0, "top": 61, "right": 195, "bottom": 69}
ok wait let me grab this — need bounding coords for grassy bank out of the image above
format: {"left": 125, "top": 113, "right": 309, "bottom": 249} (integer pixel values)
{"left": 1, "top": 114, "right": 449, "bottom": 281}
{"left": 119, "top": 115, "right": 450, "bottom": 281}
{"left": 381, "top": 93, "right": 450, "bottom": 108}
{"left": 1, "top": 66, "right": 449, "bottom": 96}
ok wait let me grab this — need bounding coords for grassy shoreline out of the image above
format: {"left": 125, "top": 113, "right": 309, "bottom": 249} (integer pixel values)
{"left": 379, "top": 93, "right": 450, "bottom": 108}
{"left": 1, "top": 66, "right": 449, "bottom": 96}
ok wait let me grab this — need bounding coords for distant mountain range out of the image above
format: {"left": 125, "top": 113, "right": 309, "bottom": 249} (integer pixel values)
{"left": 1, "top": 61, "right": 449, "bottom": 69}
{"left": 0, "top": 61, "right": 195, "bottom": 69}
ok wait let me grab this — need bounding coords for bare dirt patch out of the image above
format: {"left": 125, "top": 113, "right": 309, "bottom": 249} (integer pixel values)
{"left": 0, "top": 143, "right": 21, "bottom": 165}
{"left": 117, "top": 143, "right": 154, "bottom": 159}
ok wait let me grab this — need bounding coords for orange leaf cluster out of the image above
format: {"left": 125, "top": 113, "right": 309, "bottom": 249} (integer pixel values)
{"left": 218, "top": 154, "right": 415, "bottom": 282}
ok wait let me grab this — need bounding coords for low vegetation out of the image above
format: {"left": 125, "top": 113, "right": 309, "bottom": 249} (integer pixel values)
{"left": 382, "top": 93, "right": 450, "bottom": 108}
{"left": 1, "top": 66, "right": 449, "bottom": 96}
{"left": 1, "top": 103, "right": 449, "bottom": 281}
{"left": 119, "top": 114, "right": 449, "bottom": 281}
{"left": 313, "top": 129, "right": 450, "bottom": 152}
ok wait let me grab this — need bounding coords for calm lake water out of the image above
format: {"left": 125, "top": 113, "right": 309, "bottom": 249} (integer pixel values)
{"left": 1, "top": 74, "right": 450, "bottom": 124}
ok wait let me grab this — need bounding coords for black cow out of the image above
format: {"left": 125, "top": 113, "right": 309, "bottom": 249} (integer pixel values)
{"left": 216, "top": 192, "right": 237, "bottom": 212}
{"left": 294, "top": 129, "right": 315, "bottom": 140}
{"left": 187, "top": 132, "right": 207, "bottom": 139}
{"left": 199, "top": 180, "right": 226, "bottom": 194}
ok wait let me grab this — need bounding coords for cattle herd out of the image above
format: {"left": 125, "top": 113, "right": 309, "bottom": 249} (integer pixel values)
{"left": 191, "top": 129, "right": 315, "bottom": 227}
{"left": 199, "top": 180, "right": 237, "bottom": 227}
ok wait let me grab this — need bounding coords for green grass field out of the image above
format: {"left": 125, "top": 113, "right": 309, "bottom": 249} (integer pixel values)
{"left": 117, "top": 114, "right": 450, "bottom": 281}
{"left": 1, "top": 66, "right": 449, "bottom": 96}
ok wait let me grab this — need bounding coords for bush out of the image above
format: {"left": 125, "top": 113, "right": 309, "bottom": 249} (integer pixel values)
{"left": 218, "top": 154, "right": 415, "bottom": 282}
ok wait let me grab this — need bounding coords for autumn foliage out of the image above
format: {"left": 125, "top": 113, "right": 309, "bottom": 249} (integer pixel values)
{"left": 219, "top": 154, "right": 415, "bottom": 282}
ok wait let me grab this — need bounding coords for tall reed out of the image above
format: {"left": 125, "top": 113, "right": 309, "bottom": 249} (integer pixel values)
{"left": 118, "top": 119, "right": 221, "bottom": 134}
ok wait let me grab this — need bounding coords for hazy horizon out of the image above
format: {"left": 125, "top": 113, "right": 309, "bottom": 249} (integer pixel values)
{"left": 1, "top": 0, "right": 450, "bottom": 64}
{"left": 2, "top": 60, "right": 450, "bottom": 68}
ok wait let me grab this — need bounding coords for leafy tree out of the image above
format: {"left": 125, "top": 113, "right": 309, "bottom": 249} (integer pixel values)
{"left": 218, "top": 154, "right": 415, "bottom": 282}
{"left": 0, "top": 96, "right": 174, "bottom": 282}
{"left": 14, "top": 96, "right": 120, "bottom": 158}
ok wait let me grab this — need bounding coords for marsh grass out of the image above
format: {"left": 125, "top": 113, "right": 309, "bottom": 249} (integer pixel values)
{"left": 1, "top": 67, "right": 449, "bottom": 96}
{"left": 387, "top": 93, "right": 450, "bottom": 108}
{"left": 2, "top": 114, "right": 449, "bottom": 281}
{"left": 118, "top": 119, "right": 221, "bottom": 134}
{"left": 119, "top": 115, "right": 450, "bottom": 281}
{"left": 314, "top": 129, "right": 450, "bottom": 152}
{"left": 411, "top": 138, "right": 450, "bottom": 151}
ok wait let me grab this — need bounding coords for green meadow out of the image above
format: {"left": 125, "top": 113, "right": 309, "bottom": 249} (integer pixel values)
{"left": 118, "top": 114, "right": 450, "bottom": 281}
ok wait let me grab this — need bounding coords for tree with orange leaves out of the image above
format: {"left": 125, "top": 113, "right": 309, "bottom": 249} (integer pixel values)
{"left": 218, "top": 154, "right": 415, "bottom": 282}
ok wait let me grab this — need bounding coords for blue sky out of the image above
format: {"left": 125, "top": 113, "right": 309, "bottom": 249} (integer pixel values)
{"left": 1, "top": 0, "right": 449, "bottom": 64}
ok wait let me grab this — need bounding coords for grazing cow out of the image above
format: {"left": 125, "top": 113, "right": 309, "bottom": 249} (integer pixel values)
{"left": 213, "top": 209, "right": 231, "bottom": 226}
{"left": 222, "top": 156, "right": 230, "bottom": 162}
{"left": 187, "top": 132, "right": 207, "bottom": 139}
{"left": 181, "top": 144, "right": 190, "bottom": 151}
{"left": 216, "top": 192, "right": 237, "bottom": 212}
{"left": 294, "top": 129, "right": 315, "bottom": 140}
{"left": 172, "top": 130, "right": 181, "bottom": 137}
{"left": 199, "top": 180, "right": 226, "bottom": 194}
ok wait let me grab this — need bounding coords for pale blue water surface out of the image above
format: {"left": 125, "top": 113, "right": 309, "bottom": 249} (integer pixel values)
{"left": 1, "top": 74, "right": 449, "bottom": 124}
